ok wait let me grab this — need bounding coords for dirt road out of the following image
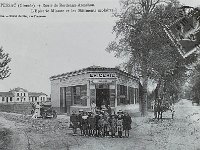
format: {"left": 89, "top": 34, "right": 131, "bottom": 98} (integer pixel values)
{"left": 1, "top": 99, "right": 200, "bottom": 150}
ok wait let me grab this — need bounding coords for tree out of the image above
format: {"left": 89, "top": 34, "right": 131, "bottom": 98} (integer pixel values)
{"left": 106, "top": 0, "right": 196, "bottom": 115}
{"left": 187, "top": 61, "right": 200, "bottom": 104}
{"left": 0, "top": 47, "right": 11, "bottom": 80}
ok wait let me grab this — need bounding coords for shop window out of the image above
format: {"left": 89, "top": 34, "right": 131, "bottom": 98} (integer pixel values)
{"left": 71, "top": 85, "right": 87, "bottom": 106}
{"left": 73, "top": 86, "right": 81, "bottom": 105}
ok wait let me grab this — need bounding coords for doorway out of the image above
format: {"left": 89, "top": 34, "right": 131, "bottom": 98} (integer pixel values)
{"left": 96, "top": 89, "right": 110, "bottom": 108}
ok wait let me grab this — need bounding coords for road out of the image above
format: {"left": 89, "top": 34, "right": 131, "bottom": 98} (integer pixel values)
{"left": 1, "top": 99, "right": 200, "bottom": 150}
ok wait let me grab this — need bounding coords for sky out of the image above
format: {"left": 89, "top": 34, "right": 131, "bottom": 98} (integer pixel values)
{"left": 0, "top": 0, "right": 199, "bottom": 96}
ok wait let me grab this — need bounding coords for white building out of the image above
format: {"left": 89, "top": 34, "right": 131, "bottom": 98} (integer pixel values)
{"left": 0, "top": 87, "right": 47, "bottom": 103}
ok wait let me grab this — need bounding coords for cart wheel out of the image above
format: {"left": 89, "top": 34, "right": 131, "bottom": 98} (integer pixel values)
{"left": 53, "top": 112, "right": 57, "bottom": 119}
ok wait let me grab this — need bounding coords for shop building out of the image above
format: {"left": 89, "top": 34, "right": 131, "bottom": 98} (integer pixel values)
{"left": 50, "top": 66, "right": 140, "bottom": 114}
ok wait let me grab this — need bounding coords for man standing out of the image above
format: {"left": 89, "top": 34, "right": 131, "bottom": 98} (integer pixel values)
{"left": 32, "top": 102, "right": 41, "bottom": 119}
{"left": 123, "top": 112, "right": 132, "bottom": 137}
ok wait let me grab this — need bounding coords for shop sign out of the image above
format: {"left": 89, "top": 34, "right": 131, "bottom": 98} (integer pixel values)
{"left": 89, "top": 73, "right": 116, "bottom": 78}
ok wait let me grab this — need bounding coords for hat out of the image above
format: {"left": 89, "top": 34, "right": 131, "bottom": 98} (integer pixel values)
{"left": 79, "top": 109, "right": 83, "bottom": 112}
{"left": 117, "top": 110, "right": 123, "bottom": 113}
{"left": 87, "top": 110, "right": 92, "bottom": 113}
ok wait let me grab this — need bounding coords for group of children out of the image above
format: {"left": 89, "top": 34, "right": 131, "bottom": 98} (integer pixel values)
{"left": 70, "top": 108, "right": 132, "bottom": 138}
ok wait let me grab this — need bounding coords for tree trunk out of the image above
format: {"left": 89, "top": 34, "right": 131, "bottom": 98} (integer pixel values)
{"left": 141, "top": 75, "right": 148, "bottom": 116}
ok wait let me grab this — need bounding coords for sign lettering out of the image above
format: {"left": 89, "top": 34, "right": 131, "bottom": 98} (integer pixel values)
{"left": 89, "top": 73, "right": 116, "bottom": 78}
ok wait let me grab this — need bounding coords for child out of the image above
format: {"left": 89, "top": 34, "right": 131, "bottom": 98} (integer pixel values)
{"left": 110, "top": 114, "right": 117, "bottom": 137}
{"left": 70, "top": 111, "right": 79, "bottom": 135}
{"left": 117, "top": 110, "right": 123, "bottom": 138}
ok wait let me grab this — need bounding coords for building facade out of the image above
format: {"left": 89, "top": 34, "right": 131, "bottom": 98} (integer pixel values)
{"left": 0, "top": 87, "right": 47, "bottom": 103}
{"left": 50, "top": 66, "right": 140, "bottom": 114}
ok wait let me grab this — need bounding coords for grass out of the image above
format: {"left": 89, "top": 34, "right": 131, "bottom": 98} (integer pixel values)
{"left": 0, "top": 127, "right": 13, "bottom": 150}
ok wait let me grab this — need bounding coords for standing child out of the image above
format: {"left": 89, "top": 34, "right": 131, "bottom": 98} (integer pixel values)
{"left": 78, "top": 109, "right": 84, "bottom": 135}
{"left": 70, "top": 111, "right": 79, "bottom": 135}
{"left": 82, "top": 112, "right": 89, "bottom": 136}
{"left": 110, "top": 114, "right": 117, "bottom": 138}
{"left": 117, "top": 110, "right": 123, "bottom": 138}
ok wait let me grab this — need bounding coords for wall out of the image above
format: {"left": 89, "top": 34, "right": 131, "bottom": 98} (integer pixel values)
{"left": 0, "top": 103, "right": 32, "bottom": 114}
{"left": 51, "top": 73, "right": 89, "bottom": 112}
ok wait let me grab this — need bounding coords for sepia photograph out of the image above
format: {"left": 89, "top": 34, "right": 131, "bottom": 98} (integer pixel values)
{"left": 0, "top": 0, "right": 200, "bottom": 149}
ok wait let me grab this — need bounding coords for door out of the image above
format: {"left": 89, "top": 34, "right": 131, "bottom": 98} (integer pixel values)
{"left": 96, "top": 89, "right": 110, "bottom": 108}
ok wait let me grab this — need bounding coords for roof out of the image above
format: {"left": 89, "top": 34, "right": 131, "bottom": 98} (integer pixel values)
{"left": 28, "top": 92, "right": 47, "bottom": 97}
{"left": 10, "top": 87, "right": 28, "bottom": 92}
{"left": 50, "top": 65, "right": 139, "bottom": 80}
{"left": 0, "top": 92, "right": 14, "bottom": 97}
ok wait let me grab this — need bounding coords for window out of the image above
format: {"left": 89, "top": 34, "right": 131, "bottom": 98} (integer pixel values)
{"left": 73, "top": 86, "right": 81, "bottom": 105}
{"left": 17, "top": 98, "right": 19, "bottom": 101}
{"left": 41, "top": 97, "right": 42, "bottom": 100}
{"left": 2, "top": 97, "right": 4, "bottom": 101}
{"left": 17, "top": 93, "right": 19, "bottom": 96}
{"left": 24, "top": 98, "right": 26, "bottom": 101}
{"left": 119, "top": 85, "right": 127, "bottom": 104}
{"left": 10, "top": 97, "right": 12, "bottom": 102}
{"left": 24, "top": 93, "right": 26, "bottom": 96}
{"left": 6, "top": 97, "right": 9, "bottom": 102}
{"left": 21, "top": 93, "right": 22, "bottom": 96}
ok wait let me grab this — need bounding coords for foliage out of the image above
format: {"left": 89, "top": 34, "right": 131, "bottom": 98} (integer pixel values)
{"left": 188, "top": 61, "right": 200, "bottom": 103}
{"left": 0, "top": 47, "right": 11, "bottom": 80}
{"left": 106, "top": 0, "right": 199, "bottom": 114}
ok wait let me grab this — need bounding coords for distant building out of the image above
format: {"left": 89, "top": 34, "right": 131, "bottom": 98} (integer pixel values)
{"left": 50, "top": 66, "right": 140, "bottom": 114}
{"left": 0, "top": 87, "right": 47, "bottom": 103}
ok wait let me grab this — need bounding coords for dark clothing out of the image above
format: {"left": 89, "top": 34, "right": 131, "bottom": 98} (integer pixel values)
{"left": 78, "top": 114, "right": 83, "bottom": 128}
{"left": 107, "top": 106, "right": 112, "bottom": 115}
{"left": 122, "top": 115, "right": 132, "bottom": 130}
{"left": 95, "top": 114, "right": 101, "bottom": 136}
{"left": 88, "top": 115, "right": 96, "bottom": 129}
{"left": 82, "top": 115, "right": 88, "bottom": 135}
{"left": 70, "top": 114, "right": 79, "bottom": 129}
